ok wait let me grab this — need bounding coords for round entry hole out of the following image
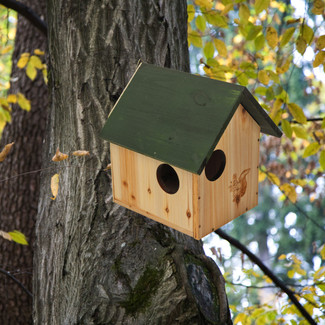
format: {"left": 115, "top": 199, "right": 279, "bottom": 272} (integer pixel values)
{"left": 156, "top": 164, "right": 180, "bottom": 194}
{"left": 205, "top": 150, "right": 226, "bottom": 181}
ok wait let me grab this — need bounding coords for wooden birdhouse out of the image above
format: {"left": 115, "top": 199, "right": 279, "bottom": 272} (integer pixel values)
{"left": 101, "top": 63, "right": 282, "bottom": 240}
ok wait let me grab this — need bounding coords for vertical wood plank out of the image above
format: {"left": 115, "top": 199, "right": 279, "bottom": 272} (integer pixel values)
{"left": 198, "top": 105, "right": 260, "bottom": 238}
{"left": 111, "top": 143, "right": 194, "bottom": 236}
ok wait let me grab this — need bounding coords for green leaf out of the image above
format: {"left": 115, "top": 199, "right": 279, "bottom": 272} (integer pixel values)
{"left": 8, "top": 230, "right": 28, "bottom": 245}
{"left": 320, "top": 150, "right": 325, "bottom": 170}
{"left": 239, "top": 4, "right": 250, "bottom": 22}
{"left": 255, "top": 0, "right": 270, "bottom": 14}
{"left": 280, "top": 27, "right": 296, "bottom": 48}
{"left": 205, "top": 13, "right": 228, "bottom": 28}
{"left": 303, "top": 142, "right": 321, "bottom": 158}
{"left": 195, "top": 15, "right": 206, "bottom": 33}
{"left": 255, "top": 34, "right": 265, "bottom": 51}
{"left": 236, "top": 71, "right": 248, "bottom": 86}
{"left": 268, "top": 70, "right": 280, "bottom": 84}
{"left": 292, "top": 125, "right": 309, "bottom": 139}
{"left": 287, "top": 103, "right": 307, "bottom": 124}
{"left": 204, "top": 42, "right": 215, "bottom": 59}
{"left": 246, "top": 24, "right": 262, "bottom": 41}
{"left": 188, "top": 30, "right": 203, "bottom": 48}
{"left": 301, "top": 24, "right": 314, "bottom": 44}
{"left": 282, "top": 119, "right": 292, "bottom": 138}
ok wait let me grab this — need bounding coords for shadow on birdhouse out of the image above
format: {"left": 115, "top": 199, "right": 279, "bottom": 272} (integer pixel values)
{"left": 101, "top": 62, "right": 282, "bottom": 240}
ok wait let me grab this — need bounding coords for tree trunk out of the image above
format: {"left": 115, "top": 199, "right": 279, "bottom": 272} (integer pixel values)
{"left": 34, "top": 1, "right": 232, "bottom": 324}
{"left": 0, "top": 1, "right": 47, "bottom": 324}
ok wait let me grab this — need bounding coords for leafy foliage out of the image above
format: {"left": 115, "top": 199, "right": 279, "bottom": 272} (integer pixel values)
{"left": 188, "top": 0, "right": 325, "bottom": 323}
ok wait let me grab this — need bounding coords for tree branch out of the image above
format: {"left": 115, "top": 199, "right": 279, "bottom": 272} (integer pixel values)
{"left": 0, "top": 0, "right": 47, "bottom": 36}
{"left": 215, "top": 229, "right": 317, "bottom": 325}
{"left": 0, "top": 267, "right": 32, "bottom": 298}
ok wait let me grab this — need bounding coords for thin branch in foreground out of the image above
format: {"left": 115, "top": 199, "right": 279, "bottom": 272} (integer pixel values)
{"left": 0, "top": 0, "right": 47, "bottom": 36}
{"left": 0, "top": 268, "right": 32, "bottom": 298}
{"left": 215, "top": 229, "right": 317, "bottom": 325}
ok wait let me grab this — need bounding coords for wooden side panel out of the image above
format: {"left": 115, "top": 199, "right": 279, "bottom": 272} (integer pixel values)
{"left": 110, "top": 143, "right": 194, "bottom": 236}
{"left": 198, "top": 104, "right": 260, "bottom": 239}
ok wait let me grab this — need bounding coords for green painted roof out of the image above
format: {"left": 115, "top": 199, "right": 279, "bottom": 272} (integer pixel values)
{"left": 101, "top": 63, "right": 282, "bottom": 174}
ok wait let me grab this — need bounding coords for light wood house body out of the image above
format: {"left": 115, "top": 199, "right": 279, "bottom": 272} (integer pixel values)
{"left": 101, "top": 63, "right": 282, "bottom": 240}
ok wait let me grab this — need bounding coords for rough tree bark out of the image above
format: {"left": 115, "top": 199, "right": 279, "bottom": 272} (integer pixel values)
{"left": 0, "top": 1, "right": 47, "bottom": 324}
{"left": 34, "top": 1, "right": 232, "bottom": 324}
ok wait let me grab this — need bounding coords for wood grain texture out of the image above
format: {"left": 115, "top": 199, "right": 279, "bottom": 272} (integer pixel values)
{"left": 197, "top": 104, "right": 260, "bottom": 239}
{"left": 111, "top": 143, "right": 194, "bottom": 236}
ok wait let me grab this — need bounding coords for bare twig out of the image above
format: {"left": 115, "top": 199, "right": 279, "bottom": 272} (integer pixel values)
{"left": 215, "top": 229, "right": 317, "bottom": 325}
{"left": 0, "top": 268, "right": 32, "bottom": 298}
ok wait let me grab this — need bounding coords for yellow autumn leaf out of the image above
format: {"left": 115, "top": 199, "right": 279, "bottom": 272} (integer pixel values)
{"left": 314, "top": 266, "right": 325, "bottom": 280}
{"left": 266, "top": 26, "right": 278, "bottom": 48}
{"left": 292, "top": 125, "right": 309, "bottom": 139}
{"left": 258, "top": 170, "right": 266, "bottom": 182}
{"left": 287, "top": 102, "right": 307, "bottom": 124}
{"left": 42, "top": 68, "right": 48, "bottom": 84}
{"left": 7, "top": 94, "right": 17, "bottom": 103}
{"left": 17, "top": 93, "right": 31, "bottom": 111}
{"left": 34, "top": 49, "right": 45, "bottom": 55}
{"left": 296, "top": 36, "right": 307, "bottom": 54}
{"left": 214, "top": 39, "right": 227, "bottom": 57}
{"left": 316, "top": 35, "right": 325, "bottom": 50}
{"left": 0, "top": 142, "right": 14, "bottom": 162}
{"left": 303, "top": 142, "right": 321, "bottom": 158}
{"left": 29, "top": 55, "right": 43, "bottom": 69}
{"left": 267, "top": 172, "right": 280, "bottom": 186}
{"left": 276, "top": 56, "right": 292, "bottom": 74}
{"left": 287, "top": 269, "right": 295, "bottom": 278}
{"left": 1, "top": 45, "right": 13, "bottom": 54}
{"left": 17, "top": 55, "right": 30, "bottom": 69}
{"left": 188, "top": 30, "right": 203, "bottom": 48}
{"left": 280, "top": 183, "right": 297, "bottom": 203}
{"left": 320, "top": 244, "right": 325, "bottom": 260}
{"left": 52, "top": 148, "right": 68, "bottom": 162}
{"left": 278, "top": 254, "right": 287, "bottom": 260}
{"left": 313, "top": 51, "right": 325, "bottom": 68}
{"left": 51, "top": 173, "right": 59, "bottom": 200}
{"left": 195, "top": 0, "right": 213, "bottom": 9}
{"left": 72, "top": 150, "right": 90, "bottom": 157}
{"left": 26, "top": 61, "right": 37, "bottom": 80}
{"left": 0, "top": 230, "right": 12, "bottom": 241}
{"left": 312, "top": 0, "right": 325, "bottom": 14}
{"left": 258, "top": 70, "right": 270, "bottom": 85}
{"left": 8, "top": 230, "right": 28, "bottom": 245}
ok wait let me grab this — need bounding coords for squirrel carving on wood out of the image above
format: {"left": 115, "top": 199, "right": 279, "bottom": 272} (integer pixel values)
{"left": 229, "top": 168, "right": 251, "bottom": 205}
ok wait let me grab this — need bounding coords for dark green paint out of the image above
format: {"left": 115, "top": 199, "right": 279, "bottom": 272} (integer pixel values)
{"left": 101, "top": 63, "right": 282, "bottom": 174}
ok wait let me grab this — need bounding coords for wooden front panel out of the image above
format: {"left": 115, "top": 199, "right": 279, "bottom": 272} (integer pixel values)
{"left": 110, "top": 143, "right": 194, "bottom": 236}
{"left": 197, "top": 104, "right": 260, "bottom": 239}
